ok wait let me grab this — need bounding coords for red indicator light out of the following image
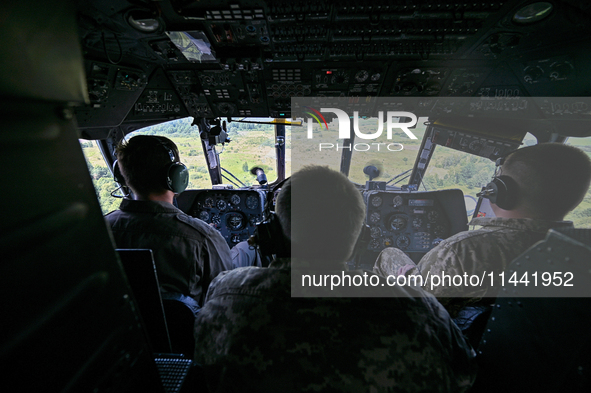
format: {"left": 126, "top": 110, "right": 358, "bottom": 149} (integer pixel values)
{"left": 326, "top": 71, "right": 333, "bottom": 75}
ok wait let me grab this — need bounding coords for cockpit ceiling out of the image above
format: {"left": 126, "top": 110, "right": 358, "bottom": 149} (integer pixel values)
{"left": 73, "top": 1, "right": 591, "bottom": 138}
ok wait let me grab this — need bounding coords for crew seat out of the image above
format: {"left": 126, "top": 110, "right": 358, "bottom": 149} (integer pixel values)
{"left": 118, "top": 249, "right": 199, "bottom": 359}
{"left": 472, "top": 228, "right": 591, "bottom": 393}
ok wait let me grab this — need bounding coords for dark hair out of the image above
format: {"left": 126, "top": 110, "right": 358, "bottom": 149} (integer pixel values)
{"left": 501, "top": 143, "right": 591, "bottom": 219}
{"left": 116, "top": 135, "right": 180, "bottom": 196}
{"left": 276, "top": 165, "right": 365, "bottom": 262}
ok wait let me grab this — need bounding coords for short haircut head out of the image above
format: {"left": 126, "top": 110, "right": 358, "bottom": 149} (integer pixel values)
{"left": 116, "top": 135, "right": 180, "bottom": 196}
{"left": 276, "top": 166, "right": 366, "bottom": 262}
{"left": 501, "top": 143, "right": 591, "bottom": 219}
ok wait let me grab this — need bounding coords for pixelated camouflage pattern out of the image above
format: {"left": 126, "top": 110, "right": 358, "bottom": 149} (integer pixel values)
{"left": 194, "top": 258, "right": 476, "bottom": 393}
{"left": 374, "top": 248, "right": 419, "bottom": 278}
{"left": 374, "top": 217, "right": 573, "bottom": 317}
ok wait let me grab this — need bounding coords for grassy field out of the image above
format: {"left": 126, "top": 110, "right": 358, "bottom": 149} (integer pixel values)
{"left": 291, "top": 118, "right": 426, "bottom": 179}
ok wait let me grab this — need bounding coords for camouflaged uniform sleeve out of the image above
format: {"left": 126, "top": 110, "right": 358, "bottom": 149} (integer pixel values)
{"left": 416, "top": 238, "right": 471, "bottom": 298}
{"left": 373, "top": 247, "right": 418, "bottom": 277}
{"left": 415, "top": 218, "right": 574, "bottom": 316}
{"left": 416, "top": 227, "right": 516, "bottom": 318}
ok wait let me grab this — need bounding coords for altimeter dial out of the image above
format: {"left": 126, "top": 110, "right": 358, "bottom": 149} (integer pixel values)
{"left": 389, "top": 215, "right": 407, "bottom": 231}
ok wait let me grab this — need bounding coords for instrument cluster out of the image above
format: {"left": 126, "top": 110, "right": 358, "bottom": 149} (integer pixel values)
{"left": 365, "top": 191, "right": 455, "bottom": 254}
{"left": 179, "top": 190, "right": 266, "bottom": 248}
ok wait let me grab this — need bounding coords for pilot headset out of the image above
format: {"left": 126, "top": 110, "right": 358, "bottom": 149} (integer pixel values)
{"left": 153, "top": 136, "right": 189, "bottom": 194}
{"left": 113, "top": 136, "right": 189, "bottom": 194}
{"left": 476, "top": 155, "right": 519, "bottom": 210}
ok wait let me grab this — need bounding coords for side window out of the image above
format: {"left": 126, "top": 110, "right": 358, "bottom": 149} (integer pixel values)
{"left": 422, "top": 147, "right": 496, "bottom": 196}
{"left": 80, "top": 139, "right": 120, "bottom": 214}
{"left": 564, "top": 136, "right": 591, "bottom": 227}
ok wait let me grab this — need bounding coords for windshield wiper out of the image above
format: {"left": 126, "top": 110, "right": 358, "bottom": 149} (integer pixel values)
{"left": 221, "top": 167, "right": 246, "bottom": 188}
{"left": 386, "top": 169, "right": 412, "bottom": 185}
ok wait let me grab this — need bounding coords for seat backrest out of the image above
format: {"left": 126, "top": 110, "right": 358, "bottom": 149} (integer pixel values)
{"left": 472, "top": 228, "right": 591, "bottom": 393}
{"left": 118, "top": 249, "right": 173, "bottom": 353}
{"left": 161, "top": 293, "right": 200, "bottom": 358}
{"left": 118, "top": 249, "right": 199, "bottom": 358}
{"left": 0, "top": 3, "right": 164, "bottom": 391}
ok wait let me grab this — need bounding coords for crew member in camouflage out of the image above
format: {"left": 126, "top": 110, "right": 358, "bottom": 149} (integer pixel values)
{"left": 194, "top": 166, "right": 476, "bottom": 393}
{"left": 374, "top": 143, "right": 591, "bottom": 317}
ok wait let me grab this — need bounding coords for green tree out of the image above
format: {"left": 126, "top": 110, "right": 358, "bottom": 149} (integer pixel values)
{"left": 574, "top": 208, "right": 591, "bottom": 218}
{"left": 94, "top": 177, "right": 120, "bottom": 214}
{"left": 91, "top": 165, "right": 109, "bottom": 180}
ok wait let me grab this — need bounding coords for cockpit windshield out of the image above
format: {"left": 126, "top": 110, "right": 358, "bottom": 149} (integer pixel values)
{"left": 348, "top": 118, "right": 427, "bottom": 186}
{"left": 81, "top": 117, "right": 291, "bottom": 213}
{"left": 220, "top": 120, "right": 291, "bottom": 187}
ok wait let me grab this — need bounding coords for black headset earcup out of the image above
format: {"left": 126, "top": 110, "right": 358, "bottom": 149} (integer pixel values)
{"left": 488, "top": 175, "right": 518, "bottom": 210}
{"left": 166, "top": 162, "right": 189, "bottom": 194}
{"left": 113, "top": 160, "right": 126, "bottom": 186}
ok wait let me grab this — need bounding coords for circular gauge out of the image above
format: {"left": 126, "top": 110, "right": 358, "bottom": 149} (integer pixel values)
{"left": 217, "top": 199, "right": 228, "bottom": 211}
{"left": 246, "top": 195, "right": 259, "bottom": 209}
{"left": 369, "top": 239, "right": 381, "bottom": 249}
{"left": 383, "top": 238, "right": 393, "bottom": 247}
{"left": 230, "top": 194, "right": 241, "bottom": 205}
{"left": 393, "top": 195, "right": 404, "bottom": 208}
{"left": 204, "top": 197, "right": 214, "bottom": 208}
{"left": 369, "top": 212, "right": 381, "bottom": 224}
{"left": 249, "top": 216, "right": 258, "bottom": 226}
{"left": 469, "top": 140, "right": 483, "bottom": 152}
{"left": 226, "top": 213, "right": 244, "bottom": 230}
{"left": 389, "top": 215, "right": 407, "bottom": 231}
{"left": 428, "top": 210, "right": 440, "bottom": 223}
{"left": 355, "top": 70, "right": 369, "bottom": 82}
{"left": 370, "top": 227, "right": 382, "bottom": 238}
{"left": 199, "top": 210, "right": 210, "bottom": 222}
{"left": 371, "top": 196, "right": 383, "bottom": 207}
{"left": 412, "top": 217, "right": 423, "bottom": 229}
{"left": 396, "top": 235, "right": 411, "bottom": 249}
{"left": 330, "top": 71, "right": 348, "bottom": 85}
{"left": 433, "top": 224, "right": 447, "bottom": 238}
{"left": 231, "top": 234, "right": 241, "bottom": 244}
{"left": 211, "top": 214, "right": 221, "bottom": 225}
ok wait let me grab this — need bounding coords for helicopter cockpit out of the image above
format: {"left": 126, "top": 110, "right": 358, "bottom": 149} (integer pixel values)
{"left": 4, "top": 1, "right": 591, "bottom": 392}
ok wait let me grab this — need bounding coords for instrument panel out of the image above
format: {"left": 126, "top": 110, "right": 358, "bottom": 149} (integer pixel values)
{"left": 177, "top": 189, "right": 266, "bottom": 249}
{"left": 364, "top": 189, "right": 468, "bottom": 255}
{"left": 75, "top": 0, "right": 591, "bottom": 137}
